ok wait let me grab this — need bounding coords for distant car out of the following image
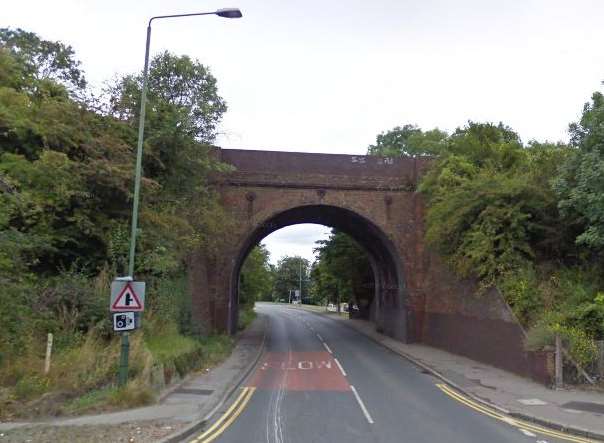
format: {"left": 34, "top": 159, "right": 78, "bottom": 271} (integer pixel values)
{"left": 326, "top": 303, "right": 336, "bottom": 312}
{"left": 292, "top": 300, "right": 300, "bottom": 305}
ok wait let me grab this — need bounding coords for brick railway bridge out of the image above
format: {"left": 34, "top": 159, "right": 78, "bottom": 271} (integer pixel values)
{"left": 188, "top": 148, "right": 551, "bottom": 383}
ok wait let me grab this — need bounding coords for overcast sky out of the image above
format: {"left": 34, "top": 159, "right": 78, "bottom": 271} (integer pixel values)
{"left": 4, "top": 0, "right": 604, "bottom": 263}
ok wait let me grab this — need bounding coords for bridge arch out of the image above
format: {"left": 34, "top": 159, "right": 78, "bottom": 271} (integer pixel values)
{"left": 228, "top": 204, "right": 408, "bottom": 340}
{"left": 187, "top": 148, "right": 552, "bottom": 384}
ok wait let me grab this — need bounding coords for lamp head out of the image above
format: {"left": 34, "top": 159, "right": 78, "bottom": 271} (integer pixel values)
{"left": 216, "top": 8, "right": 242, "bottom": 18}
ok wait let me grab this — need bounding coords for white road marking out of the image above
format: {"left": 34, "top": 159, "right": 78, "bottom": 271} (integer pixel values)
{"left": 350, "top": 385, "right": 374, "bottom": 424}
{"left": 322, "top": 342, "right": 333, "bottom": 354}
{"left": 517, "top": 398, "right": 547, "bottom": 406}
{"left": 334, "top": 358, "right": 347, "bottom": 376}
{"left": 316, "top": 333, "right": 324, "bottom": 342}
{"left": 519, "top": 429, "right": 537, "bottom": 437}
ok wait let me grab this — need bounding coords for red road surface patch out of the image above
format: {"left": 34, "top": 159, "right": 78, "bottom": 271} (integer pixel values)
{"left": 248, "top": 351, "right": 350, "bottom": 392}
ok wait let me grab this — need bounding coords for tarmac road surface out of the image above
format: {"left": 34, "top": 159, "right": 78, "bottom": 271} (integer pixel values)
{"left": 188, "top": 303, "right": 580, "bottom": 443}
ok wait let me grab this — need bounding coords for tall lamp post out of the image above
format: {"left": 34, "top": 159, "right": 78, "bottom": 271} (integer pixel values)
{"left": 119, "top": 8, "right": 242, "bottom": 387}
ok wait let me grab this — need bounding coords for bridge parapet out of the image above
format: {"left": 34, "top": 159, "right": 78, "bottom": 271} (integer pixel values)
{"left": 213, "top": 148, "right": 430, "bottom": 191}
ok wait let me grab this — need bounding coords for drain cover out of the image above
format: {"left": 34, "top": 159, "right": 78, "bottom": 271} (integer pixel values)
{"left": 561, "top": 401, "right": 604, "bottom": 414}
{"left": 173, "top": 388, "right": 214, "bottom": 396}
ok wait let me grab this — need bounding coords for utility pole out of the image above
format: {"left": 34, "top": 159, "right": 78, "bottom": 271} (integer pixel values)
{"left": 337, "top": 281, "right": 341, "bottom": 314}
{"left": 299, "top": 257, "right": 303, "bottom": 304}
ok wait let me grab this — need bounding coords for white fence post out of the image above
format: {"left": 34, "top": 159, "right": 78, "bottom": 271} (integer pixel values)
{"left": 44, "top": 333, "right": 53, "bottom": 375}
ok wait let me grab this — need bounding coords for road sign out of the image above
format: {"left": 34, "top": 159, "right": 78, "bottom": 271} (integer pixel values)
{"left": 113, "top": 312, "right": 136, "bottom": 332}
{"left": 110, "top": 280, "right": 145, "bottom": 312}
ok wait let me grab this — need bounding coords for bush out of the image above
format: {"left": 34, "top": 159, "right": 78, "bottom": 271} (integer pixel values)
{"left": 238, "top": 304, "right": 256, "bottom": 331}
{"left": 526, "top": 312, "right": 598, "bottom": 367}
{"left": 499, "top": 266, "right": 542, "bottom": 325}
{"left": 14, "top": 375, "right": 49, "bottom": 400}
{"left": 108, "top": 381, "right": 154, "bottom": 408}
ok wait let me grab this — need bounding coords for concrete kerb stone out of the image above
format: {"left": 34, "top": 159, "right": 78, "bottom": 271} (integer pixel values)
{"left": 158, "top": 314, "right": 268, "bottom": 443}
{"left": 292, "top": 305, "right": 604, "bottom": 443}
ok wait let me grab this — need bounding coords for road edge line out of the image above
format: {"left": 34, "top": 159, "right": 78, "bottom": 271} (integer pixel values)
{"left": 159, "top": 313, "right": 269, "bottom": 443}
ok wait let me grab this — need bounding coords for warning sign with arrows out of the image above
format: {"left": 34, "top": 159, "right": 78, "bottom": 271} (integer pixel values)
{"left": 110, "top": 280, "right": 145, "bottom": 312}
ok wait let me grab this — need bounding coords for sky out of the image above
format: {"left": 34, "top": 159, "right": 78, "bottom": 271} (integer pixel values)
{"left": 4, "top": 0, "right": 604, "bottom": 263}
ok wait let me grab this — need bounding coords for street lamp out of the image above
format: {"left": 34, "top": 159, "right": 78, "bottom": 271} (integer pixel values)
{"left": 128, "top": 7, "right": 242, "bottom": 278}
{"left": 119, "top": 7, "right": 242, "bottom": 387}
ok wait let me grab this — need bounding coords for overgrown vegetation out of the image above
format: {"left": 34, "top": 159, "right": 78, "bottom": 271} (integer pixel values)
{"left": 0, "top": 27, "right": 238, "bottom": 417}
{"left": 310, "top": 231, "right": 373, "bottom": 312}
{"left": 368, "top": 110, "right": 604, "bottom": 371}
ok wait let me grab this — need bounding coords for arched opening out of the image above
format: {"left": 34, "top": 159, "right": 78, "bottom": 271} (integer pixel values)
{"left": 229, "top": 205, "right": 408, "bottom": 341}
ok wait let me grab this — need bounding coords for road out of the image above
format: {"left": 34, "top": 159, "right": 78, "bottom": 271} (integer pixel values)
{"left": 189, "top": 303, "right": 579, "bottom": 443}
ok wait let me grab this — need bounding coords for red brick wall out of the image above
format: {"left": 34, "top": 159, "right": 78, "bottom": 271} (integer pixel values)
{"left": 189, "top": 148, "right": 553, "bottom": 384}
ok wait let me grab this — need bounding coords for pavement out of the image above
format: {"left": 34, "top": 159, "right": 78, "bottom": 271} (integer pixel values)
{"left": 291, "top": 303, "right": 604, "bottom": 442}
{"left": 0, "top": 313, "right": 267, "bottom": 443}
{"left": 193, "top": 303, "right": 587, "bottom": 443}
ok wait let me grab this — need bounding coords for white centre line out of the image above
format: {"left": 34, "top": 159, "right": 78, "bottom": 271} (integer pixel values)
{"left": 316, "top": 333, "right": 324, "bottom": 342}
{"left": 334, "top": 358, "right": 347, "bottom": 376}
{"left": 322, "top": 342, "right": 333, "bottom": 354}
{"left": 350, "top": 385, "right": 374, "bottom": 424}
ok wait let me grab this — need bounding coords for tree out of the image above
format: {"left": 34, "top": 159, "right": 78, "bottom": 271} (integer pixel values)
{"left": 273, "top": 256, "right": 310, "bottom": 302}
{"left": 311, "top": 230, "right": 373, "bottom": 312}
{"left": 367, "top": 124, "right": 447, "bottom": 157}
{"left": 106, "top": 51, "right": 233, "bottom": 276}
{"left": 0, "top": 27, "right": 86, "bottom": 92}
{"left": 418, "top": 122, "right": 567, "bottom": 288}
{"left": 239, "top": 244, "right": 274, "bottom": 303}
{"left": 0, "top": 45, "right": 133, "bottom": 274}
{"left": 554, "top": 92, "right": 604, "bottom": 249}
{"left": 108, "top": 51, "right": 226, "bottom": 145}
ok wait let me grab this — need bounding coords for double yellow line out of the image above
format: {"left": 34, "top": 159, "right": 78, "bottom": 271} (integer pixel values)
{"left": 191, "top": 386, "right": 256, "bottom": 443}
{"left": 436, "top": 383, "right": 596, "bottom": 443}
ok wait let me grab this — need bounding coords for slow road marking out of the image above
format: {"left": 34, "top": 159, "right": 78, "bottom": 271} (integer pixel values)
{"left": 436, "top": 384, "right": 595, "bottom": 442}
{"left": 249, "top": 351, "right": 349, "bottom": 391}
{"left": 192, "top": 386, "right": 255, "bottom": 443}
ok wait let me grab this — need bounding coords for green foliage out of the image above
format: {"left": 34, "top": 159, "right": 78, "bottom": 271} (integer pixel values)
{"left": 108, "top": 50, "right": 226, "bottom": 146}
{"left": 14, "top": 375, "right": 49, "bottom": 400}
{"left": 0, "top": 27, "right": 86, "bottom": 92}
{"left": 418, "top": 122, "right": 569, "bottom": 288}
{"left": 369, "top": 116, "right": 604, "bottom": 371}
{"left": 272, "top": 256, "right": 310, "bottom": 302}
{"left": 367, "top": 124, "right": 447, "bottom": 157}
{"left": 311, "top": 230, "right": 373, "bottom": 308}
{"left": 239, "top": 245, "right": 274, "bottom": 304}
{"left": 526, "top": 310, "right": 598, "bottom": 367}
{"left": 498, "top": 267, "right": 542, "bottom": 325}
{"left": 554, "top": 91, "right": 604, "bottom": 249}
{"left": 238, "top": 305, "right": 257, "bottom": 331}
{"left": 0, "top": 27, "right": 239, "bottom": 414}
